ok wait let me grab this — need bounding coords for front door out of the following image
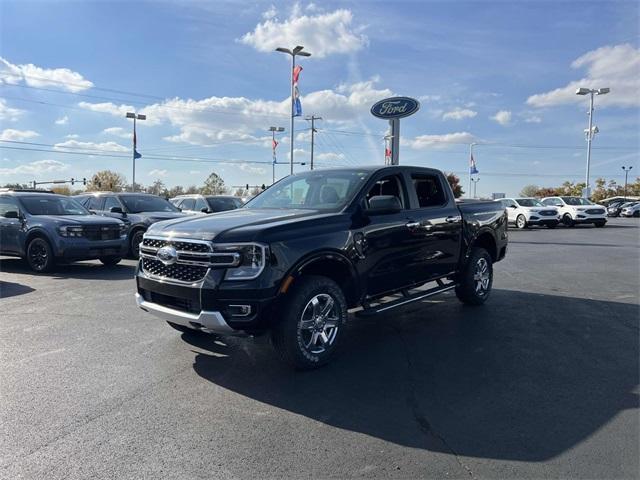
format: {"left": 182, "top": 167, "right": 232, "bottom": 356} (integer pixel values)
{"left": 0, "top": 196, "right": 23, "bottom": 254}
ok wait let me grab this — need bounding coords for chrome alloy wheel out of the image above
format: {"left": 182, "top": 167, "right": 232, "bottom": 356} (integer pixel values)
{"left": 473, "top": 257, "right": 491, "bottom": 296}
{"left": 298, "top": 293, "right": 339, "bottom": 354}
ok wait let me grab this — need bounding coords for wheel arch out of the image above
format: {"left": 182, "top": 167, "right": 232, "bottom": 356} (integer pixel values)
{"left": 24, "top": 228, "right": 53, "bottom": 254}
{"left": 468, "top": 229, "right": 498, "bottom": 262}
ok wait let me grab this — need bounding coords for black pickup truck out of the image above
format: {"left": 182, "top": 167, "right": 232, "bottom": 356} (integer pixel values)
{"left": 135, "top": 166, "right": 508, "bottom": 369}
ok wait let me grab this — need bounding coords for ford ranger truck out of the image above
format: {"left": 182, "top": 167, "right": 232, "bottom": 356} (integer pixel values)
{"left": 135, "top": 166, "right": 508, "bottom": 369}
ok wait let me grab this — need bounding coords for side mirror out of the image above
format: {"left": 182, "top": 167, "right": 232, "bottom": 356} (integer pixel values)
{"left": 366, "top": 195, "right": 402, "bottom": 215}
{"left": 4, "top": 210, "right": 20, "bottom": 219}
{"left": 509, "top": 205, "right": 517, "bottom": 209}
{"left": 109, "top": 206, "right": 124, "bottom": 214}
{"left": 200, "top": 207, "right": 209, "bottom": 213}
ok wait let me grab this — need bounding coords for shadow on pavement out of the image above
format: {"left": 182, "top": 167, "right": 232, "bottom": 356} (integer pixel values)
{"left": 0, "top": 280, "right": 35, "bottom": 298}
{"left": 188, "top": 289, "right": 639, "bottom": 462}
{"left": 0, "top": 257, "right": 137, "bottom": 281}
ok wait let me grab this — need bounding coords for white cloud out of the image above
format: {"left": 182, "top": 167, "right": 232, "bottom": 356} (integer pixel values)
{"left": 0, "top": 57, "right": 93, "bottom": 92}
{"left": 54, "top": 139, "right": 128, "bottom": 152}
{"left": 149, "top": 169, "right": 168, "bottom": 177}
{"left": 404, "top": 132, "right": 476, "bottom": 150}
{"left": 240, "top": 6, "right": 367, "bottom": 58}
{"left": 65, "top": 133, "right": 79, "bottom": 139}
{"left": 524, "top": 115, "right": 542, "bottom": 123}
{"left": 262, "top": 5, "right": 277, "bottom": 19}
{"left": 238, "top": 163, "right": 267, "bottom": 175}
{"left": 78, "top": 101, "right": 136, "bottom": 118}
{"left": 316, "top": 152, "right": 345, "bottom": 161}
{"left": 490, "top": 110, "right": 512, "bottom": 126}
{"left": 0, "top": 99, "right": 25, "bottom": 122}
{"left": 102, "top": 127, "right": 132, "bottom": 139}
{"left": 442, "top": 108, "right": 477, "bottom": 121}
{"left": 0, "top": 159, "right": 69, "bottom": 175}
{"left": 188, "top": 170, "right": 201, "bottom": 175}
{"left": 527, "top": 44, "right": 640, "bottom": 108}
{"left": 54, "top": 115, "right": 68, "bottom": 125}
{"left": 0, "top": 128, "right": 39, "bottom": 141}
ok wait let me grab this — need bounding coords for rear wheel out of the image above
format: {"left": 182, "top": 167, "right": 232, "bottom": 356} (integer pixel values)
{"left": 562, "top": 214, "right": 575, "bottom": 227}
{"left": 516, "top": 215, "right": 528, "bottom": 229}
{"left": 456, "top": 247, "right": 493, "bottom": 306}
{"left": 129, "top": 230, "right": 145, "bottom": 259}
{"left": 99, "top": 256, "right": 122, "bottom": 266}
{"left": 271, "top": 275, "right": 347, "bottom": 370}
{"left": 26, "top": 237, "right": 55, "bottom": 273}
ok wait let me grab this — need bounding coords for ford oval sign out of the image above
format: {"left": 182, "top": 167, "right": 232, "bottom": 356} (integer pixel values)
{"left": 370, "top": 97, "right": 420, "bottom": 119}
{"left": 157, "top": 245, "right": 178, "bottom": 265}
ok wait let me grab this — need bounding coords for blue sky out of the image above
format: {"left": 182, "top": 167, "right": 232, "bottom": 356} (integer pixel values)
{"left": 0, "top": 0, "right": 638, "bottom": 196}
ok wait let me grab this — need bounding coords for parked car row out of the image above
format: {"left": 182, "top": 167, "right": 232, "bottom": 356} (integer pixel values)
{"left": 0, "top": 189, "right": 245, "bottom": 272}
{"left": 497, "top": 196, "right": 608, "bottom": 229}
{"left": 607, "top": 200, "right": 640, "bottom": 218}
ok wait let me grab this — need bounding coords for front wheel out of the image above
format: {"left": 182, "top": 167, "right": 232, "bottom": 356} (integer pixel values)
{"left": 456, "top": 247, "right": 493, "bottom": 306}
{"left": 562, "top": 214, "right": 575, "bottom": 227}
{"left": 271, "top": 275, "right": 347, "bottom": 370}
{"left": 594, "top": 222, "right": 606, "bottom": 228}
{"left": 129, "top": 230, "right": 145, "bottom": 260}
{"left": 26, "top": 237, "right": 55, "bottom": 273}
{"left": 516, "top": 215, "right": 528, "bottom": 229}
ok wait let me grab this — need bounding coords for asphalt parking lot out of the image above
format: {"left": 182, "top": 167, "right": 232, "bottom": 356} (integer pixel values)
{"left": 1, "top": 218, "right": 638, "bottom": 479}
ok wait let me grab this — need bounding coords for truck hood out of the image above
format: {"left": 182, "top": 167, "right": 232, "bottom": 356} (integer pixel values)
{"left": 145, "top": 208, "right": 329, "bottom": 241}
{"left": 38, "top": 215, "right": 123, "bottom": 226}
{"left": 136, "top": 211, "right": 186, "bottom": 221}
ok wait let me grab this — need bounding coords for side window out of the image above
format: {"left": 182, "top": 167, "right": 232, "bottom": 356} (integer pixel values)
{"left": 181, "top": 198, "right": 195, "bottom": 210}
{"left": 0, "top": 196, "right": 20, "bottom": 216}
{"left": 194, "top": 197, "right": 208, "bottom": 211}
{"left": 507, "top": 200, "right": 518, "bottom": 208}
{"left": 365, "top": 175, "right": 405, "bottom": 208}
{"left": 103, "top": 196, "right": 121, "bottom": 211}
{"left": 411, "top": 174, "right": 446, "bottom": 208}
{"left": 88, "top": 196, "right": 104, "bottom": 210}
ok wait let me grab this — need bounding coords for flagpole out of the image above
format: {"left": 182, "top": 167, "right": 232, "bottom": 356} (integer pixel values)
{"left": 290, "top": 54, "right": 295, "bottom": 176}
{"left": 132, "top": 117, "right": 136, "bottom": 192}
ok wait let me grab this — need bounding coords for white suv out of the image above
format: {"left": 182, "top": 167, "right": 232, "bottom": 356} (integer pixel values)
{"left": 541, "top": 196, "right": 607, "bottom": 227}
{"left": 621, "top": 202, "right": 640, "bottom": 217}
{"left": 498, "top": 198, "right": 560, "bottom": 229}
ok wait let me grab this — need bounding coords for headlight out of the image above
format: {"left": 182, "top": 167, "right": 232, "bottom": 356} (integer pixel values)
{"left": 119, "top": 224, "right": 128, "bottom": 236}
{"left": 215, "top": 243, "right": 267, "bottom": 281}
{"left": 58, "top": 225, "right": 83, "bottom": 237}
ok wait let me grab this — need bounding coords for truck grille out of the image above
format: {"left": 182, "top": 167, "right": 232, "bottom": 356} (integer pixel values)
{"left": 539, "top": 210, "right": 557, "bottom": 216}
{"left": 142, "top": 237, "right": 210, "bottom": 253}
{"left": 586, "top": 208, "right": 605, "bottom": 215}
{"left": 83, "top": 225, "right": 121, "bottom": 241}
{"left": 141, "top": 257, "right": 208, "bottom": 283}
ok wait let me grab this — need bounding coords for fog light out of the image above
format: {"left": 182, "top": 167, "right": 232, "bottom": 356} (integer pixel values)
{"left": 229, "top": 305, "right": 251, "bottom": 317}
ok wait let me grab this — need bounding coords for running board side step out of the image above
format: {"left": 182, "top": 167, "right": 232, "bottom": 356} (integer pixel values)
{"left": 356, "top": 283, "right": 458, "bottom": 317}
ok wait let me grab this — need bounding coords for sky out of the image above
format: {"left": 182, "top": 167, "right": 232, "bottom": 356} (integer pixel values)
{"left": 0, "top": 0, "right": 638, "bottom": 197}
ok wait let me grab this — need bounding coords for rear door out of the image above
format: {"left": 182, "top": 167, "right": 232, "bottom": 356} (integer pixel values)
{"left": 0, "top": 196, "right": 23, "bottom": 254}
{"left": 404, "top": 172, "right": 463, "bottom": 280}
{"left": 503, "top": 199, "right": 519, "bottom": 222}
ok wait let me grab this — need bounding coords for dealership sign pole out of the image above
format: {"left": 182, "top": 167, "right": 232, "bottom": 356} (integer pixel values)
{"left": 371, "top": 97, "right": 420, "bottom": 165}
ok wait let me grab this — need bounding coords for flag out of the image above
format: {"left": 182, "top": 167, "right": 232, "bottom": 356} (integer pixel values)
{"left": 469, "top": 153, "right": 478, "bottom": 174}
{"left": 133, "top": 129, "right": 142, "bottom": 159}
{"left": 272, "top": 137, "right": 278, "bottom": 164}
{"left": 293, "top": 65, "right": 303, "bottom": 117}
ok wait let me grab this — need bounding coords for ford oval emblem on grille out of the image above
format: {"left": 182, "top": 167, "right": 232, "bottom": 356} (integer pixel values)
{"left": 157, "top": 246, "right": 178, "bottom": 265}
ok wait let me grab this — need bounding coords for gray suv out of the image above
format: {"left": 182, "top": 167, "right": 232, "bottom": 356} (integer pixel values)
{"left": 74, "top": 192, "right": 186, "bottom": 259}
{"left": 0, "top": 189, "right": 127, "bottom": 272}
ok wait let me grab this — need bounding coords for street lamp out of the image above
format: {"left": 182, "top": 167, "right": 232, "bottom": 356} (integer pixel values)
{"left": 622, "top": 166, "right": 633, "bottom": 201}
{"left": 471, "top": 177, "right": 480, "bottom": 199}
{"left": 269, "top": 126, "right": 285, "bottom": 184}
{"left": 576, "top": 87, "right": 609, "bottom": 198}
{"left": 276, "top": 45, "right": 311, "bottom": 176}
{"left": 126, "top": 112, "right": 146, "bottom": 192}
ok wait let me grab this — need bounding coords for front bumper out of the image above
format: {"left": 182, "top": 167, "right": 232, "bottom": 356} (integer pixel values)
{"left": 53, "top": 237, "right": 128, "bottom": 260}
{"left": 527, "top": 218, "right": 559, "bottom": 226}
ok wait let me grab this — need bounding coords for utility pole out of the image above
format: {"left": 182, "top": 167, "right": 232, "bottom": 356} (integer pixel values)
{"left": 126, "top": 112, "right": 146, "bottom": 192}
{"left": 622, "top": 166, "right": 633, "bottom": 201}
{"left": 305, "top": 115, "right": 321, "bottom": 170}
{"left": 576, "top": 87, "right": 609, "bottom": 198}
{"left": 471, "top": 177, "right": 480, "bottom": 199}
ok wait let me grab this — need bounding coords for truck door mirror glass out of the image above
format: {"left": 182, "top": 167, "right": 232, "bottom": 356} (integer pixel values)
{"left": 4, "top": 210, "right": 19, "bottom": 219}
{"left": 109, "top": 206, "right": 124, "bottom": 214}
{"left": 366, "top": 195, "right": 402, "bottom": 215}
{"left": 201, "top": 207, "right": 209, "bottom": 213}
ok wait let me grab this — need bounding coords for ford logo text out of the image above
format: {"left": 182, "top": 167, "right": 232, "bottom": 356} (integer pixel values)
{"left": 370, "top": 97, "right": 420, "bottom": 119}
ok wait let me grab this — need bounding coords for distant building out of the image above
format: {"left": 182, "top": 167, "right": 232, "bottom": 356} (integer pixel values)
{"left": 491, "top": 193, "right": 506, "bottom": 200}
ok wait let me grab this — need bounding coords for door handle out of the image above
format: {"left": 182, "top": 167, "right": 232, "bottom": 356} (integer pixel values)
{"left": 406, "top": 221, "right": 434, "bottom": 231}
{"left": 406, "top": 221, "right": 420, "bottom": 229}
{"left": 445, "top": 216, "right": 462, "bottom": 223}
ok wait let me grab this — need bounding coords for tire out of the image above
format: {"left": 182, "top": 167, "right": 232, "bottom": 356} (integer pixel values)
{"left": 271, "top": 275, "right": 347, "bottom": 370}
{"left": 99, "top": 256, "right": 122, "bottom": 266}
{"left": 455, "top": 247, "right": 493, "bottom": 306}
{"left": 594, "top": 222, "right": 606, "bottom": 228}
{"left": 129, "top": 229, "right": 145, "bottom": 260}
{"left": 562, "top": 214, "right": 575, "bottom": 227}
{"left": 546, "top": 222, "right": 558, "bottom": 229}
{"left": 516, "top": 215, "right": 528, "bottom": 229}
{"left": 25, "top": 237, "right": 55, "bottom": 273}
{"left": 166, "top": 321, "right": 208, "bottom": 336}
{"left": 634, "top": 211, "right": 640, "bottom": 218}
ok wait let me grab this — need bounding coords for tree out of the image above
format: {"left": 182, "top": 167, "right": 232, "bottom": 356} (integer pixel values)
{"left": 51, "top": 185, "right": 71, "bottom": 196}
{"left": 233, "top": 188, "right": 245, "bottom": 197}
{"left": 146, "top": 179, "right": 167, "bottom": 196}
{"left": 2, "top": 182, "right": 30, "bottom": 189}
{"left": 185, "top": 185, "right": 200, "bottom": 194}
{"left": 167, "top": 185, "right": 185, "bottom": 198}
{"left": 444, "top": 173, "right": 464, "bottom": 198}
{"left": 250, "top": 186, "right": 261, "bottom": 196}
{"left": 87, "top": 170, "right": 127, "bottom": 192}
{"left": 201, "top": 171, "right": 227, "bottom": 195}
{"left": 520, "top": 184, "right": 539, "bottom": 197}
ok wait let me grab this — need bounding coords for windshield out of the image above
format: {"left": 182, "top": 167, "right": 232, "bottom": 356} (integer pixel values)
{"left": 206, "top": 197, "right": 243, "bottom": 211}
{"left": 562, "top": 197, "right": 594, "bottom": 206}
{"left": 244, "top": 170, "right": 371, "bottom": 210}
{"left": 515, "top": 198, "right": 544, "bottom": 207}
{"left": 119, "top": 195, "right": 179, "bottom": 213}
{"left": 20, "top": 196, "right": 89, "bottom": 216}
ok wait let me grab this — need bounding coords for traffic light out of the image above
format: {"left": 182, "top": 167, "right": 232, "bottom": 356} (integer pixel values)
{"left": 245, "top": 184, "right": 249, "bottom": 191}
{"left": 82, "top": 178, "right": 86, "bottom": 185}
{"left": 261, "top": 184, "right": 266, "bottom": 190}
{"left": 71, "top": 178, "right": 75, "bottom": 185}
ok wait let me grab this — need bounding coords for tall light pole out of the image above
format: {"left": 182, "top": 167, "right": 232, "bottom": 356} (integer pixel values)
{"left": 576, "top": 87, "right": 609, "bottom": 198}
{"left": 269, "top": 126, "right": 285, "bottom": 184}
{"left": 622, "top": 166, "right": 633, "bottom": 201}
{"left": 469, "top": 142, "right": 478, "bottom": 199}
{"left": 305, "top": 115, "right": 321, "bottom": 170}
{"left": 276, "top": 45, "right": 311, "bottom": 176}
{"left": 471, "top": 177, "right": 480, "bottom": 199}
{"left": 126, "top": 112, "right": 146, "bottom": 192}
